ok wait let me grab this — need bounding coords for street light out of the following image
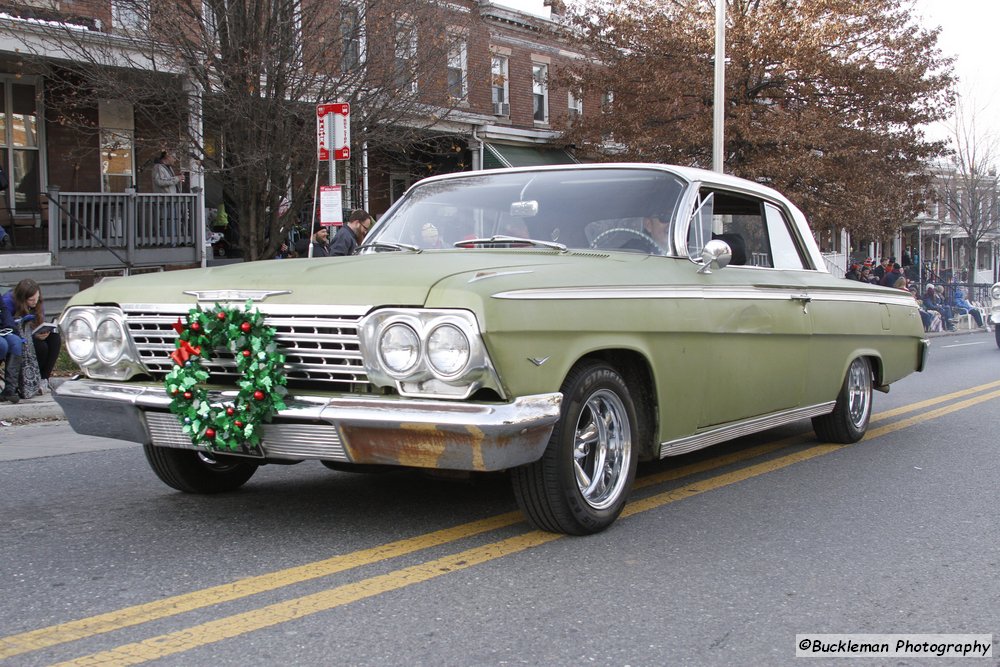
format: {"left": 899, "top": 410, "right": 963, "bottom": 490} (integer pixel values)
{"left": 712, "top": 0, "right": 725, "bottom": 173}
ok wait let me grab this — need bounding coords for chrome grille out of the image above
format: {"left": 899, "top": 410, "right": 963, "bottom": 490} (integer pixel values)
{"left": 123, "top": 305, "right": 371, "bottom": 389}
{"left": 145, "top": 412, "right": 348, "bottom": 461}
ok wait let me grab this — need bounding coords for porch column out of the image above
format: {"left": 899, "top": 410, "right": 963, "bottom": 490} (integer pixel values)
{"left": 184, "top": 76, "right": 207, "bottom": 267}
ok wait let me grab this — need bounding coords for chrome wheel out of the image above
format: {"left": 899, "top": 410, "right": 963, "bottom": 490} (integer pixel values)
{"left": 811, "top": 356, "right": 872, "bottom": 444}
{"left": 845, "top": 357, "right": 871, "bottom": 429}
{"left": 510, "top": 361, "right": 639, "bottom": 535}
{"left": 573, "top": 389, "right": 632, "bottom": 510}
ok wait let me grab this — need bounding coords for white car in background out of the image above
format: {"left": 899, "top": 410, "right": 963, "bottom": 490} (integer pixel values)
{"left": 990, "top": 283, "right": 1000, "bottom": 348}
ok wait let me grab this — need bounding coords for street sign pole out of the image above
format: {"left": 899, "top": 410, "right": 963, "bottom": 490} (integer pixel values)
{"left": 317, "top": 101, "right": 351, "bottom": 221}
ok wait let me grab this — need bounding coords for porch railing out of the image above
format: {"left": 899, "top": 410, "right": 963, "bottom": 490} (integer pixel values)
{"left": 48, "top": 187, "right": 200, "bottom": 271}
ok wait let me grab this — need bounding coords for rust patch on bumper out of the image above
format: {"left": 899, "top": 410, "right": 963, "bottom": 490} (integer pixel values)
{"left": 340, "top": 422, "right": 552, "bottom": 472}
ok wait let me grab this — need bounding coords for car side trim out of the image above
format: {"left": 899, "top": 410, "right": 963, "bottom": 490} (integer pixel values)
{"left": 493, "top": 286, "right": 918, "bottom": 309}
{"left": 659, "top": 401, "right": 836, "bottom": 458}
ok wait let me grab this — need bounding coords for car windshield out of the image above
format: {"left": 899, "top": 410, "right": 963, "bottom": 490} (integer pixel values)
{"left": 362, "top": 167, "right": 687, "bottom": 254}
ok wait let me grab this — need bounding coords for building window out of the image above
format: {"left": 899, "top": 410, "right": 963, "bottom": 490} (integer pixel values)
{"left": 395, "top": 20, "right": 418, "bottom": 93}
{"left": 447, "top": 35, "right": 468, "bottom": 101}
{"left": 601, "top": 90, "right": 614, "bottom": 112}
{"left": 98, "top": 100, "right": 135, "bottom": 193}
{"left": 568, "top": 91, "right": 582, "bottom": 121}
{"left": 390, "top": 173, "right": 411, "bottom": 205}
{"left": 100, "top": 129, "right": 134, "bottom": 193}
{"left": 0, "top": 80, "right": 42, "bottom": 214}
{"left": 532, "top": 63, "right": 548, "bottom": 123}
{"left": 491, "top": 56, "right": 509, "bottom": 116}
{"left": 339, "top": 4, "right": 364, "bottom": 73}
{"left": 112, "top": 0, "right": 148, "bottom": 32}
{"left": 601, "top": 90, "right": 614, "bottom": 141}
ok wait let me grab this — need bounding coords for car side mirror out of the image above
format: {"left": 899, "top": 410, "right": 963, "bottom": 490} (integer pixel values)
{"left": 697, "top": 238, "right": 732, "bottom": 274}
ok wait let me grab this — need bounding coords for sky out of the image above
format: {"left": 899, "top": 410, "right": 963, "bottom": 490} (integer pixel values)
{"left": 494, "top": 0, "right": 999, "bottom": 147}
{"left": 912, "top": 0, "right": 1000, "bottom": 145}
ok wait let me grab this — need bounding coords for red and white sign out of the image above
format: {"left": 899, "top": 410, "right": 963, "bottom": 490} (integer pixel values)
{"left": 319, "top": 185, "right": 343, "bottom": 225}
{"left": 317, "top": 103, "right": 350, "bottom": 161}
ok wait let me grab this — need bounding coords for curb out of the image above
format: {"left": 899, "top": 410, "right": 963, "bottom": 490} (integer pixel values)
{"left": 0, "top": 378, "right": 66, "bottom": 424}
{"left": 0, "top": 399, "right": 65, "bottom": 423}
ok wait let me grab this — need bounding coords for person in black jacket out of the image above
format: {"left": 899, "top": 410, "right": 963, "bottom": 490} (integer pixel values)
{"left": 329, "top": 209, "right": 371, "bottom": 257}
{"left": 310, "top": 227, "right": 331, "bottom": 257}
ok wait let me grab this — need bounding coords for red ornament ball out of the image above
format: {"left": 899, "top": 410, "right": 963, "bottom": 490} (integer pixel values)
{"left": 226, "top": 406, "right": 235, "bottom": 416}
{"left": 205, "top": 428, "right": 216, "bottom": 438}
{"left": 253, "top": 390, "right": 265, "bottom": 401}
{"left": 217, "top": 312, "right": 227, "bottom": 320}
{"left": 234, "top": 420, "right": 244, "bottom": 428}
{"left": 242, "top": 349, "right": 251, "bottom": 357}
{"left": 190, "top": 322, "right": 201, "bottom": 331}
{"left": 183, "top": 391, "right": 193, "bottom": 400}
{"left": 240, "top": 321, "right": 252, "bottom": 333}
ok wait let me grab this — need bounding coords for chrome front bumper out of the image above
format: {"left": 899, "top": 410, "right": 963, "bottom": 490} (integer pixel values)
{"left": 54, "top": 380, "right": 562, "bottom": 472}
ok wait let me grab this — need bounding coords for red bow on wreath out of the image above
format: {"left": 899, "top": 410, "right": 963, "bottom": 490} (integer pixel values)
{"left": 170, "top": 339, "right": 202, "bottom": 366}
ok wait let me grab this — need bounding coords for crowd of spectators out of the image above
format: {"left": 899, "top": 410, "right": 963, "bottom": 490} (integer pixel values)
{"left": 844, "top": 256, "right": 990, "bottom": 334}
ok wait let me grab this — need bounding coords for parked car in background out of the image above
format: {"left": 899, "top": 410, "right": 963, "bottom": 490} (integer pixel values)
{"left": 54, "top": 164, "right": 928, "bottom": 535}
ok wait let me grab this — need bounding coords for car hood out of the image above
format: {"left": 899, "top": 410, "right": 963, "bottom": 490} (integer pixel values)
{"left": 66, "top": 250, "right": 646, "bottom": 309}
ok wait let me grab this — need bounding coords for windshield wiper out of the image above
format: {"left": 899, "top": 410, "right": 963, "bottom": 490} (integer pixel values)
{"left": 357, "top": 241, "right": 421, "bottom": 253}
{"left": 454, "top": 235, "right": 567, "bottom": 252}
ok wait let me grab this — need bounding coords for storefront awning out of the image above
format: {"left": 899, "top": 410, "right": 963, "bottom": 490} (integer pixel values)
{"left": 483, "top": 143, "right": 578, "bottom": 169}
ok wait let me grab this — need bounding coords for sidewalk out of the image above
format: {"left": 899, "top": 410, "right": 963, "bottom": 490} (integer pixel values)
{"left": 0, "top": 326, "right": 991, "bottom": 426}
{"left": 0, "top": 377, "right": 68, "bottom": 424}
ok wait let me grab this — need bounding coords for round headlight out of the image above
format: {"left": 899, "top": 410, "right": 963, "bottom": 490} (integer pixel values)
{"left": 379, "top": 323, "right": 420, "bottom": 374}
{"left": 95, "top": 318, "right": 125, "bottom": 363}
{"left": 65, "top": 317, "right": 95, "bottom": 361}
{"left": 991, "top": 284, "right": 1000, "bottom": 301}
{"left": 426, "top": 324, "right": 470, "bottom": 376}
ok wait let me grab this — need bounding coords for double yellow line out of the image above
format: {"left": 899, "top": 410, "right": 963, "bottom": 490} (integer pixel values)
{"left": 4, "top": 381, "right": 1000, "bottom": 666}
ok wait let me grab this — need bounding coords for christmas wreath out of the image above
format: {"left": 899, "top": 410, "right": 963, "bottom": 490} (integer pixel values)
{"left": 164, "top": 300, "right": 287, "bottom": 454}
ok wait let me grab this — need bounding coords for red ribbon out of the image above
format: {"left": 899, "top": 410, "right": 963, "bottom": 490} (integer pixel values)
{"left": 172, "top": 317, "right": 185, "bottom": 334}
{"left": 170, "top": 339, "right": 202, "bottom": 366}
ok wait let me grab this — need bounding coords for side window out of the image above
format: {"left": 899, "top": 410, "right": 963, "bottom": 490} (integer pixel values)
{"left": 702, "top": 189, "right": 769, "bottom": 267}
{"left": 764, "top": 203, "right": 807, "bottom": 270}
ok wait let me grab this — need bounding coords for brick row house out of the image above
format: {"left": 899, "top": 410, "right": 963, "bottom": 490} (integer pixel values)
{"left": 0, "top": 0, "right": 592, "bottom": 282}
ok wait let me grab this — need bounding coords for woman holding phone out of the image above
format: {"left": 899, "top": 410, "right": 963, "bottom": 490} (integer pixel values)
{"left": 3, "top": 278, "right": 60, "bottom": 395}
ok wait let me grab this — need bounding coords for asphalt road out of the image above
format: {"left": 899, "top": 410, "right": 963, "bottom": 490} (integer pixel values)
{"left": 1, "top": 330, "right": 998, "bottom": 666}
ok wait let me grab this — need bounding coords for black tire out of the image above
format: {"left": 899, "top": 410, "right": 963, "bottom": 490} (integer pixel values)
{"left": 143, "top": 444, "right": 258, "bottom": 493}
{"left": 812, "top": 357, "right": 872, "bottom": 444}
{"left": 511, "top": 361, "right": 638, "bottom": 535}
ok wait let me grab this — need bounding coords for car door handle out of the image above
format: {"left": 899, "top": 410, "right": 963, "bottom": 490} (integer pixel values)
{"left": 791, "top": 293, "right": 811, "bottom": 313}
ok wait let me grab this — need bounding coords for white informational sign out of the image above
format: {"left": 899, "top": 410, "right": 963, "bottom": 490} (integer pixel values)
{"left": 319, "top": 185, "right": 343, "bottom": 226}
{"left": 316, "top": 103, "right": 351, "bottom": 161}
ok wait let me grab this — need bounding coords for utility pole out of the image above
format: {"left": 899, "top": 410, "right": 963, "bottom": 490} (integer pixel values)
{"left": 712, "top": 0, "right": 725, "bottom": 174}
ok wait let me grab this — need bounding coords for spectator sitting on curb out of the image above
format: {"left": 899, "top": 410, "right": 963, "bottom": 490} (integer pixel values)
{"left": 0, "top": 292, "right": 25, "bottom": 403}
{"left": 4, "top": 278, "right": 55, "bottom": 397}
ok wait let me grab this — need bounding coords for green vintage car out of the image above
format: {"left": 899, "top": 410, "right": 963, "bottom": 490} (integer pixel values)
{"left": 55, "top": 164, "right": 928, "bottom": 535}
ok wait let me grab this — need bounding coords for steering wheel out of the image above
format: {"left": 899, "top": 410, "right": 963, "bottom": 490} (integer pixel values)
{"left": 590, "top": 227, "right": 664, "bottom": 255}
